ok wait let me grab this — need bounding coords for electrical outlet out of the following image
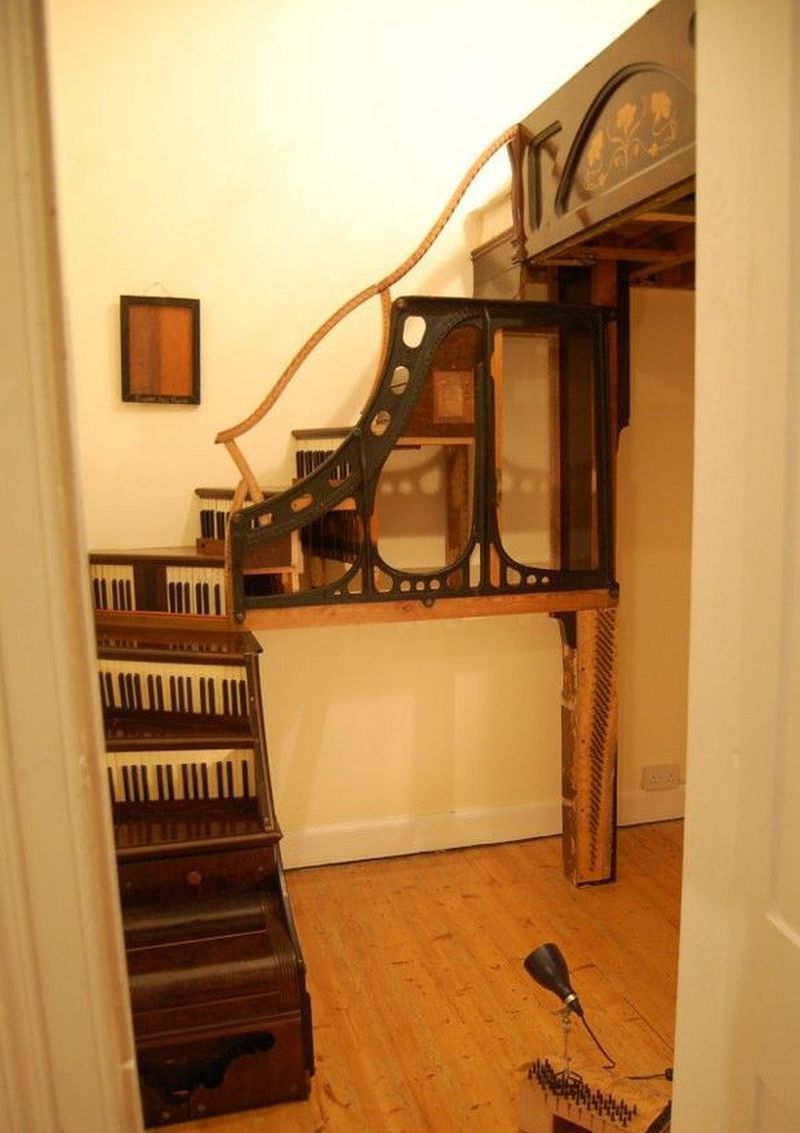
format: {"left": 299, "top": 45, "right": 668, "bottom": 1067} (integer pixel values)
{"left": 641, "top": 763, "right": 681, "bottom": 791}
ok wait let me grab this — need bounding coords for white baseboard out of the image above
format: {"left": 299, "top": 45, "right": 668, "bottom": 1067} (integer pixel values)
{"left": 618, "top": 784, "right": 685, "bottom": 827}
{"left": 280, "top": 799, "right": 562, "bottom": 869}
{"left": 280, "top": 789, "right": 685, "bottom": 870}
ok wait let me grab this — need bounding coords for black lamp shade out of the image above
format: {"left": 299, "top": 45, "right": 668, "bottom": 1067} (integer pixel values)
{"left": 523, "top": 942, "right": 584, "bottom": 1016}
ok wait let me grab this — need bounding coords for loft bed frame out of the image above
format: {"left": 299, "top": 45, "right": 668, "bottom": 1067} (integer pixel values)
{"left": 477, "top": 0, "right": 694, "bottom": 294}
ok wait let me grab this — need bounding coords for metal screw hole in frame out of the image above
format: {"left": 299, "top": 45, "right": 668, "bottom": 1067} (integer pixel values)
{"left": 371, "top": 409, "right": 392, "bottom": 437}
{"left": 402, "top": 315, "right": 427, "bottom": 348}
{"left": 391, "top": 365, "right": 410, "bottom": 395}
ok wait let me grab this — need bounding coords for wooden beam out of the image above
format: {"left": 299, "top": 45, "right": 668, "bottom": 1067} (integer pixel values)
{"left": 636, "top": 210, "right": 696, "bottom": 224}
{"left": 572, "top": 245, "right": 689, "bottom": 263}
{"left": 629, "top": 251, "right": 696, "bottom": 284}
{"left": 241, "top": 589, "right": 617, "bottom": 631}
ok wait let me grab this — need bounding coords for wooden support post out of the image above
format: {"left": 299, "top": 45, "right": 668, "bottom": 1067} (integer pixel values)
{"left": 555, "top": 607, "right": 618, "bottom": 885}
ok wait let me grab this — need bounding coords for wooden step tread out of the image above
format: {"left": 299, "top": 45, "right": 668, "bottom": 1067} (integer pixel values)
{"left": 123, "top": 891, "right": 278, "bottom": 949}
{"left": 96, "top": 621, "right": 259, "bottom": 661}
{"left": 91, "top": 545, "right": 224, "bottom": 567}
{"left": 114, "top": 806, "right": 277, "bottom": 860}
{"left": 104, "top": 716, "right": 254, "bottom": 750}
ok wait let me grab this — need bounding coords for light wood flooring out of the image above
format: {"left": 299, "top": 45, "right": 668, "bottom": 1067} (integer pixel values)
{"left": 180, "top": 821, "right": 682, "bottom": 1133}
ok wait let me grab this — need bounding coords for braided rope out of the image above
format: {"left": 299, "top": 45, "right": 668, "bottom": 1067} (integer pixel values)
{"left": 215, "top": 124, "right": 518, "bottom": 458}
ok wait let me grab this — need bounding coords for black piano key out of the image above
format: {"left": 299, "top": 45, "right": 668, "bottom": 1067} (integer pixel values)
{"left": 181, "top": 762, "right": 190, "bottom": 800}
{"left": 200, "top": 762, "right": 209, "bottom": 799}
{"left": 213, "top": 583, "right": 222, "bottom": 616}
{"left": 225, "top": 759, "right": 234, "bottom": 798}
{"left": 241, "top": 759, "right": 251, "bottom": 797}
{"left": 222, "top": 680, "right": 230, "bottom": 717}
{"left": 121, "top": 764, "right": 132, "bottom": 803}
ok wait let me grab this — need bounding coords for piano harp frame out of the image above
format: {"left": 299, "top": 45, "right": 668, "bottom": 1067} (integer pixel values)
{"left": 229, "top": 298, "right": 617, "bottom": 619}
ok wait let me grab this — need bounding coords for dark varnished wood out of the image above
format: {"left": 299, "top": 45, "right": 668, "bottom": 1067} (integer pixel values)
{"left": 96, "top": 619, "right": 313, "bottom": 1125}
{"left": 472, "top": 0, "right": 695, "bottom": 296}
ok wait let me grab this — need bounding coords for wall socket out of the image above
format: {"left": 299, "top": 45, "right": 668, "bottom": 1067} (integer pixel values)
{"left": 641, "top": 763, "right": 681, "bottom": 791}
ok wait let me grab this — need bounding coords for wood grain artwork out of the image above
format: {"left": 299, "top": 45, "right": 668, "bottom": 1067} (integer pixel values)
{"left": 121, "top": 295, "right": 200, "bottom": 404}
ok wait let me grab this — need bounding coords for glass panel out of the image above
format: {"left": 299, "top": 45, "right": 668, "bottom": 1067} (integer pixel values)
{"left": 297, "top": 500, "right": 362, "bottom": 591}
{"left": 496, "top": 326, "right": 598, "bottom": 571}
{"left": 497, "top": 330, "right": 561, "bottom": 568}
{"left": 375, "top": 324, "right": 479, "bottom": 574}
{"left": 375, "top": 442, "right": 474, "bottom": 573}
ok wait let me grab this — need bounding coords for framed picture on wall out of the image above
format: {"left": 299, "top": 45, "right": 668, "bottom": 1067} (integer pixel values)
{"left": 120, "top": 295, "right": 200, "bottom": 404}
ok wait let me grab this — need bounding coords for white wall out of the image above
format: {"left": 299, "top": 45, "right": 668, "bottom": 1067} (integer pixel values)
{"left": 618, "top": 288, "right": 694, "bottom": 823}
{"left": 672, "top": 0, "right": 800, "bottom": 1127}
{"left": 45, "top": 0, "right": 692, "bottom": 867}
{"left": 1, "top": 4, "right": 140, "bottom": 1128}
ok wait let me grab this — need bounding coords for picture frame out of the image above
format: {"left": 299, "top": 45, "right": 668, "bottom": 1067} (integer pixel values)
{"left": 120, "top": 295, "right": 200, "bottom": 404}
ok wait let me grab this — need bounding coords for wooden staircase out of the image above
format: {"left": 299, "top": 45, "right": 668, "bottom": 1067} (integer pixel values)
{"left": 85, "top": 3, "right": 696, "bottom": 1119}
{"left": 96, "top": 619, "right": 313, "bottom": 1125}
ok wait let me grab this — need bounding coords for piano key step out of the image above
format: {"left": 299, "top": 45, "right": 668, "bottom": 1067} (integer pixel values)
{"left": 90, "top": 547, "right": 228, "bottom": 617}
{"left": 98, "top": 658, "right": 249, "bottom": 717}
{"left": 107, "top": 748, "right": 257, "bottom": 805}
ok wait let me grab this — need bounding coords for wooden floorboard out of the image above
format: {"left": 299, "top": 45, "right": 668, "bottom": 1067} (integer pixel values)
{"left": 176, "top": 821, "right": 682, "bottom": 1132}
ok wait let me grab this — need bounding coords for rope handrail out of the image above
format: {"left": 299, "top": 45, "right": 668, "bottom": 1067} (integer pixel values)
{"left": 215, "top": 124, "right": 520, "bottom": 500}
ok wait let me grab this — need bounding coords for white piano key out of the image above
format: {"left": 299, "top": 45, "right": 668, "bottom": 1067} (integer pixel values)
{"left": 97, "top": 659, "right": 248, "bottom": 717}
{"left": 105, "top": 748, "right": 257, "bottom": 805}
